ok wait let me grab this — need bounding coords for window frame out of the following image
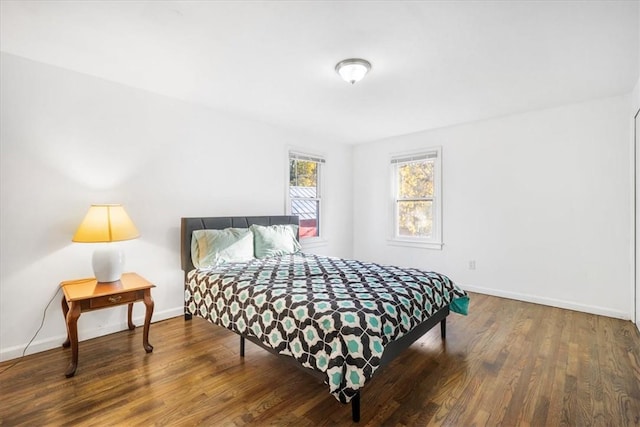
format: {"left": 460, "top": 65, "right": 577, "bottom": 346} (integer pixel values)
{"left": 388, "top": 147, "right": 443, "bottom": 250}
{"left": 286, "top": 150, "right": 326, "bottom": 246}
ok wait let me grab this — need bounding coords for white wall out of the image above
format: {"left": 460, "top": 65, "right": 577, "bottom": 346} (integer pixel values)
{"left": 0, "top": 53, "right": 353, "bottom": 361}
{"left": 354, "top": 95, "right": 632, "bottom": 319}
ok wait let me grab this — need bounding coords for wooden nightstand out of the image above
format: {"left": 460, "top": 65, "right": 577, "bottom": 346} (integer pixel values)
{"left": 60, "top": 272, "right": 155, "bottom": 377}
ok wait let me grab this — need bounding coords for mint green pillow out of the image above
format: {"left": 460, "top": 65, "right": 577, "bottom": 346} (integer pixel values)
{"left": 250, "top": 224, "right": 301, "bottom": 258}
{"left": 191, "top": 228, "right": 254, "bottom": 268}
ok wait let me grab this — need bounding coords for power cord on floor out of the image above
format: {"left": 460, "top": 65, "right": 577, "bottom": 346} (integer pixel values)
{"left": 0, "top": 286, "right": 62, "bottom": 374}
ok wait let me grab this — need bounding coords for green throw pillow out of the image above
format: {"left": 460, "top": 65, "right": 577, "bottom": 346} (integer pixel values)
{"left": 191, "top": 228, "right": 254, "bottom": 268}
{"left": 250, "top": 224, "right": 301, "bottom": 258}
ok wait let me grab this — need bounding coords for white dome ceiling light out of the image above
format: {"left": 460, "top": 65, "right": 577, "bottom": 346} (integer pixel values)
{"left": 335, "top": 58, "right": 372, "bottom": 84}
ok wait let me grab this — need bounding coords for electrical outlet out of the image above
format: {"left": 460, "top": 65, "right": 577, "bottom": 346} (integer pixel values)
{"left": 469, "top": 260, "right": 476, "bottom": 270}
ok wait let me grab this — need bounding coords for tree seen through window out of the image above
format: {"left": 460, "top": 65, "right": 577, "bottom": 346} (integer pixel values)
{"left": 397, "top": 160, "right": 434, "bottom": 237}
{"left": 289, "top": 158, "right": 320, "bottom": 238}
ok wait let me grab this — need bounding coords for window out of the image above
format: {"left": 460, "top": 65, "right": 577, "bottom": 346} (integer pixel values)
{"left": 288, "top": 152, "right": 325, "bottom": 240}
{"left": 390, "top": 148, "right": 442, "bottom": 249}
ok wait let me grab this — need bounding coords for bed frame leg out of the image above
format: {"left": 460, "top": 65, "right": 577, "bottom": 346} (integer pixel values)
{"left": 440, "top": 318, "right": 446, "bottom": 339}
{"left": 351, "top": 392, "right": 361, "bottom": 422}
{"left": 184, "top": 312, "right": 192, "bottom": 321}
{"left": 240, "top": 336, "right": 245, "bottom": 357}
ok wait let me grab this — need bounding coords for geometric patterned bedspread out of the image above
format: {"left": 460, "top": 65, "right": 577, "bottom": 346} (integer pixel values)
{"left": 185, "top": 253, "right": 469, "bottom": 403}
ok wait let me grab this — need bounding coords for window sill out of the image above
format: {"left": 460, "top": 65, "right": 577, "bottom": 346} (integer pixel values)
{"left": 301, "top": 238, "right": 328, "bottom": 249}
{"left": 387, "top": 239, "right": 444, "bottom": 250}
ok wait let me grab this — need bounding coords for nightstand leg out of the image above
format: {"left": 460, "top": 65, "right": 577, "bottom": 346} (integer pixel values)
{"left": 142, "top": 289, "right": 154, "bottom": 353}
{"left": 65, "top": 302, "right": 81, "bottom": 377}
{"left": 61, "top": 295, "right": 70, "bottom": 348}
{"left": 127, "top": 303, "right": 135, "bottom": 330}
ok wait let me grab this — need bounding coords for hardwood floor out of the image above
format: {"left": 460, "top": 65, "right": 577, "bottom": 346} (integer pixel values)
{"left": 1, "top": 292, "right": 639, "bottom": 426}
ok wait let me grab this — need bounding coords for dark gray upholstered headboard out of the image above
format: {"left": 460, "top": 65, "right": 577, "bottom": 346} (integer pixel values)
{"left": 180, "top": 215, "right": 300, "bottom": 273}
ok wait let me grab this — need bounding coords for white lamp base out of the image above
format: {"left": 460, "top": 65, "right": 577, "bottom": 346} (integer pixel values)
{"left": 92, "top": 248, "right": 125, "bottom": 283}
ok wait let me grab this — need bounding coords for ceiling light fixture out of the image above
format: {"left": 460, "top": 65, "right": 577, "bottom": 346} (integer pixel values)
{"left": 335, "top": 58, "right": 371, "bottom": 84}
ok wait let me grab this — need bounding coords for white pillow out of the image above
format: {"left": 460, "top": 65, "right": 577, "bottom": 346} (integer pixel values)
{"left": 191, "top": 228, "right": 254, "bottom": 268}
{"left": 250, "top": 224, "right": 301, "bottom": 258}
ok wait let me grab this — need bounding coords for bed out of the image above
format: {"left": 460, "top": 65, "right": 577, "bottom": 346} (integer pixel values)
{"left": 181, "top": 215, "right": 469, "bottom": 422}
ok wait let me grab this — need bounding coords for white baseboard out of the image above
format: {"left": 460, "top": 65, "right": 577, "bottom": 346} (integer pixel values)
{"left": 462, "top": 284, "right": 630, "bottom": 320}
{"left": 3, "top": 289, "right": 634, "bottom": 361}
{"left": 0, "top": 306, "right": 184, "bottom": 362}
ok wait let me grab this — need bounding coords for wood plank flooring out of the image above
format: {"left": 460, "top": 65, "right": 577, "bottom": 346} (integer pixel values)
{"left": 1, "top": 292, "right": 639, "bottom": 426}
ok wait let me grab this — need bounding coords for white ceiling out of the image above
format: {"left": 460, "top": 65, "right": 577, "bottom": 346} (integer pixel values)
{"left": 1, "top": 1, "right": 638, "bottom": 144}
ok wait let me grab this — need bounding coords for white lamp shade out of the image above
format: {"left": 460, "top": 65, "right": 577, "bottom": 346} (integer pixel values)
{"left": 92, "top": 247, "right": 125, "bottom": 283}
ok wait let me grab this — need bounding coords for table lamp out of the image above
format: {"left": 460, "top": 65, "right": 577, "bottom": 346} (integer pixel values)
{"left": 72, "top": 204, "right": 140, "bottom": 283}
